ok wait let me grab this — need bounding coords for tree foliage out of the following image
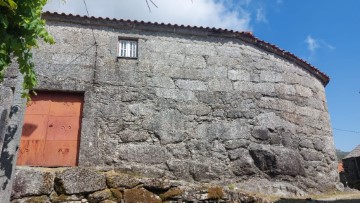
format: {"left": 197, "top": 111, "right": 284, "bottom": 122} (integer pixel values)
{"left": 0, "top": 0, "right": 54, "bottom": 99}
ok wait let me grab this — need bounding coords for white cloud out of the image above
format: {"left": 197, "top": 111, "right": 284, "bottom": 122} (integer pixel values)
{"left": 305, "top": 35, "right": 335, "bottom": 53}
{"left": 305, "top": 35, "right": 335, "bottom": 61}
{"left": 305, "top": 35, "right": 319, "bottom": 52}
{"left": 256, "top": 7, "right": 267, "bottom": 23}
{"left": 44, "top": 0, "right": 252, "bottom": 31}
{"left": 322, "top": 41, "right": 336, "bottom": 51}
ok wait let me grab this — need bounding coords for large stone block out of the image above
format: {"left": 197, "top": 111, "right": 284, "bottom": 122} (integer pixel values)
{"left": 228, "top": 69, "right": 251, "bottom": 81}
{"left": 230, "top": 152, "right": 257, "bottom": 176}
{"left": 54, "top": 168, "right": 107, "bottom": 194}
{"left": 118, "top": 144, "right": 170, "bottom": 164}
{"left": 249, "top": 146, "right": 305, "bottom": 177}
{"left": 175, "top": 79, "right": 208, "bottom": 91}
{"left": 155, "top": 88, "right": 197, "bottom": 101}
{"left": 106, "top": 171, "right": 141, "bottom": 188}
{"left": 260, "top": 71, "right": 283, "bottom": 82}
{"left": 11, "top": 167, "right": 55, "bottom": 199}
{"left": 147, "top": 76, "right": 175, "bottom": 88}
{"left": 176, "top": 102, "right": 211, "bottom": 116}
{"left": 208, "top": 79, "right": 233, "bottom": 91}
{"left": 123, "top": 188, "right": 161, "bottom": 203}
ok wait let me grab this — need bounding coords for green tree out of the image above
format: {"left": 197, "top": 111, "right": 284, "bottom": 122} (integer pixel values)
{"left": 0, "top": 0, "right": 54, "bottom": 99}
{"left": 0, "top": 1, "right": 53, "bottom": 202}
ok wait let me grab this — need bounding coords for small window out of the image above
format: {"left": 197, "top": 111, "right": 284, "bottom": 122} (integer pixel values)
{"left": 118, "top": 39, "right": 138, "bottom": 58}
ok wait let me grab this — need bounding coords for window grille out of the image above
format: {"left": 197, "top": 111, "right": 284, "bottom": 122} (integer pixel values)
{"left": 118, "top": 40, "right": 138, "bottom": 58}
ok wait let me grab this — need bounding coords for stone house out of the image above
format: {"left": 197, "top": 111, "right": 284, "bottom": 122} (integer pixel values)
{"left": 0, "top": 12, "right": 341, "bottom": 200}
{"left": 342, "top": 145, "right": 360, "bottom": 189}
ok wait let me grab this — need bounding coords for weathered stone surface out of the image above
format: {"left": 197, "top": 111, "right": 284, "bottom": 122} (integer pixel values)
{"left": 188, "top": 161, "right": 219, "bottom": 182}
{"left": 155, "top": 88, "right": 196, "bottom": 101}
{"left": 251, "top": 127, "right": 270, "bottom": 141}
{"left": 118, "top": 144, "right": 170, "bottom": 164}
{"left": 228, "top": 148, "right": 248, "bottom": 160}
{"left": 228, "top": 69, "right": 250, "bottom": 81}
{"left": 208, "top": 79, "right": 233, "bottom": 91}
{"left": 105, "top": 171, "right": 141, "bottom": 188}
{"left": 299, "top": 139, "right": 314, "bottom": 149}
{"left": 143, "top": 178, "right": 172, "bottom": 190}
{"left": 11, "top": 195, "right": 50, "bottom": 203}
{"left": 50, "top": 192, "right": 84, "bottom": 203}
{"left": 165, "top": 160, "right": 189, "bottom": 179}
{"left": 175, "top": 79, "right": 208, "bottom": 91}
{"left": 11, "top": 167, "right": 54, "bottom": 199}
{"left": 230, "top": 151, "right": 257, "bottom": 176}
{"left": 249, "top": 147, "right": 305, "bottom": 177}
{"left": 88, "top": 189, "right": 112, "bottom": 203}
{"left": 55, "top": 168, "right": 107, "bottom": 194}
{"left": 260, "top": 71, "right": 283, "bottom": 82}
{"left": 118, "top": 129, "right": 149, "bottom": 143}
{"left": 176, "top": 103, "right": 211, "bottom": 116}
{"left": 147, "top": 76, "right": 175, "bottom": 88}
{"left": 123, "top": 188, "right": 161, "bottom": 203}
{"left": 300, "top": 148, "right": 324, "bottom": 161}
{"left": 128, "top": 103, "right": 154, "bottom": 116}
{"left": 224, "top": 139, "right": 249, "bottom": 150}
{"left": 100, "top": 200, "right": 117, "bottom": 203}
{"left": 11, "top": 167, "right": 345, "bottom": 202}
{"left": 159, "top": 188, "right": 183, "bottom": 200}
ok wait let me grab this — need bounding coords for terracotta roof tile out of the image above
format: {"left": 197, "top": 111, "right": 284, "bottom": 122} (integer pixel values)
{"left": 42, "top": 12, "right": 330, "bottom": 86}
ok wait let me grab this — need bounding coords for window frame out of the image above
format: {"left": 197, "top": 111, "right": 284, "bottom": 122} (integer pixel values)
{"left": 117, "top": 37, "right": 138, "bottom": 59}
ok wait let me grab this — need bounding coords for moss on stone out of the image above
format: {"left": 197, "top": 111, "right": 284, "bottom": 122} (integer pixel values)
{"left": 207, "top": 186, "right": 224, "bottom": 200}
{"left": 228, "top": 184, "right": 235, "bottom": 190}
{"left": 123, "top": 188, "right": 161, "bottom": 203}
{"left": 110, "top": 188, "right": 123, "bottom": 201}
{"left": 49, "top": 191, "right": 84, "bottom": 203}
{"left": 26, "top": 196, "right": 48, "bottom": 203}
{"left": 105, "top": 171, "right": 141, "bottom": 189}
{"left": 88, "top": 189, "right": 113, "bottom": 203}
{"left": 54, "top": 194, "right": 68, "bottom": 201}
{"left": 159, "top": 188, "right": 183, "bottom": 200}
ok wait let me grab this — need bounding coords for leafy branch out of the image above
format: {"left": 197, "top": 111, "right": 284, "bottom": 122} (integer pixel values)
{"left": 0, "top": 0, "right": 54, "bottom": 100}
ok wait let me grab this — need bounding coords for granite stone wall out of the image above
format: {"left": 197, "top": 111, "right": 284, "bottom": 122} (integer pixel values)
{"left": 2, "top": 13, "right": 340, "bottom": 196}
{"left": 11, "top": 167, "right": 270, "bottom": 203}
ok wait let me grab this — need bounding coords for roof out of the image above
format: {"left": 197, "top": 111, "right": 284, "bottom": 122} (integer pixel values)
{"left": 42, "top": 12, "right": 330, "bottom": 86}
{"left": 344, "top": 145, "right": 360, "bottom": 160}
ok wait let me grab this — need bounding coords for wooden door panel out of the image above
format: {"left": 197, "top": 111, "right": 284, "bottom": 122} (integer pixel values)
{"left": 16, "top": 140, "right": 45, "bottom": 166}
{"left": 21, "top": 115, "right": 49, "bottom": 140}
{"left": 17, "top": 91, "right": 83, "bottom": 167}
{"left": 25, "top": 94, "right": 51, "bottom": 115}
{"left": 46, "top": 116, "right": 80, "bottom": 141}
{"left": 43, "top": 140, "right": 79, "bottom": 166}
{"left": 49, "top": 94, "right": 83, "bottom": 117}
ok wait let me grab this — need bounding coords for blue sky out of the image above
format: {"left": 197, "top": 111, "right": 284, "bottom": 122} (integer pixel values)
{"left": 44, "top": 0, "right": 360, "bottom": 151}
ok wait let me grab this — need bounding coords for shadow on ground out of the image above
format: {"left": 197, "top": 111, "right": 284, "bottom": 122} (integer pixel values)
{"left": 275, "top": 199, "right": 360, "bottom": 203}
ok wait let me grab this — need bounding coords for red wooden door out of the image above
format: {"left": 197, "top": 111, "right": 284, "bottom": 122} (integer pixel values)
{"left": 16, "top": 91, "right": 83, "bottom": 166}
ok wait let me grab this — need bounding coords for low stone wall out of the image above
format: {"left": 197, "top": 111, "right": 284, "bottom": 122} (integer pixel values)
{"left": 11, "top": 167, "right": 270, "bottom": 203}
